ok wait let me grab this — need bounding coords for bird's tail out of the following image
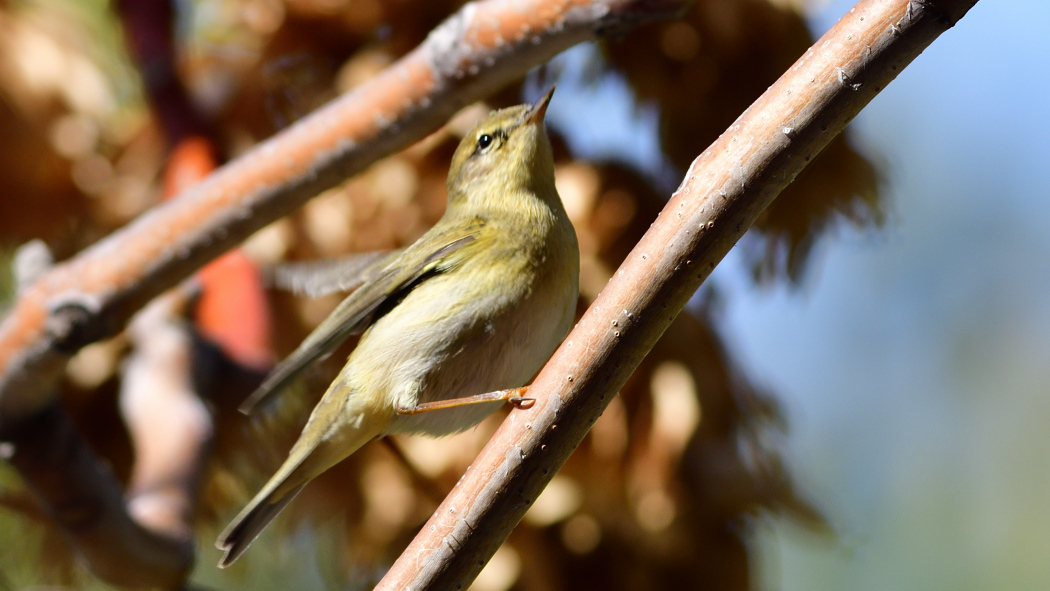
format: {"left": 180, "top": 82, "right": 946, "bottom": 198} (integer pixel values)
{"left": 216, "top": 375, "right": 388, "bottom": 567}
{"left": 215, "top": 454, "right": 311, "bottom": 568}
{"left": 216, "top": 420, "right": 381, "bottom": 566}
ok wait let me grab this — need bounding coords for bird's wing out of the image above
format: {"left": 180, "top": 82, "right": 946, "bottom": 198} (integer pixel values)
{"left": 265, "top": 250, "right": 400, "bottom": 297}
{"left": 238, "top": 230, "right": 480, "bottom": 414}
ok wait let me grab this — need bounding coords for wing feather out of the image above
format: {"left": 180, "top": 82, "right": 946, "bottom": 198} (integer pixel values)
{"left": 238, "top": 230, "right": 479, "bottom": 414}
{"left": 265, "top": 250, "right": 399, "bottom": 297}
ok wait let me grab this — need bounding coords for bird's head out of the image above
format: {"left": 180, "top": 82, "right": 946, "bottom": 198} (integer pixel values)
{"left": 446, "top": 86, "right": 557, "bottom": 205}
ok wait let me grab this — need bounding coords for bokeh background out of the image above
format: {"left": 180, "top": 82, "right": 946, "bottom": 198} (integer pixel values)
{"left": 735, "top": 1, "right": 1050, "bottom": 589}
{"left": 0, "top": 0, "right": 1046, "bottom": 589}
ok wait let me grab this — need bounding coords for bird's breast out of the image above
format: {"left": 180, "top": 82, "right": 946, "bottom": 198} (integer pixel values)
{"left": 354, "top": 219, "right": 578, "bottom": 437}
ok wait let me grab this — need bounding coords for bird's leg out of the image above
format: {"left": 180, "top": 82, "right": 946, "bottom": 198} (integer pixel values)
{"left": 395, "top": 386, "right": 533, "bottom": 415}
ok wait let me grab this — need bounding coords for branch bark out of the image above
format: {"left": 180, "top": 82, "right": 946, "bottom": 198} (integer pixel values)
{"left": 0, "top": 0, "right": 686, "bottom": 424}
{"left": 374, "top": 0, "right": 979, "bottom": 588}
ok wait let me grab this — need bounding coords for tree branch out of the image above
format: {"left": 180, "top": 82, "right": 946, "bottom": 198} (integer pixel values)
{"left": 374, "top": 0, "right": 978, "bottom": 588}
{"left": 1, "top": 401, "right": 192, "bottom": 588}
{"left": 0, "top": 0, "right": 686, "bottom": 424}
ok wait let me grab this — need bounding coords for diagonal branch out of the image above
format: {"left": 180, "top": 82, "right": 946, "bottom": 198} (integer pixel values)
{"left": 0, "top": 0, "right": 687, "bottom": 423}
{"left": 374, "top": 0, "right": 979, "bottom": 588}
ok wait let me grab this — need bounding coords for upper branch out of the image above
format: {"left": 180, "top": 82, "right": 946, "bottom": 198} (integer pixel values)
{"left": 0, "top": 0, "right": 687, "bottom": 423}
{"left": 374, "top": 0, "right": 979, "bottom": 588}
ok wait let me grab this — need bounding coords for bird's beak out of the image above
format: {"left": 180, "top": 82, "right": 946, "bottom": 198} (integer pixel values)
{"left": 525, "top": 85, "right": 555, "bottom": 125}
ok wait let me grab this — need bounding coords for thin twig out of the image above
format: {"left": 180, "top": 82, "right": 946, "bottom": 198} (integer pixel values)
{"left": 374, "top": 0, "right": 979, "bottom": 588}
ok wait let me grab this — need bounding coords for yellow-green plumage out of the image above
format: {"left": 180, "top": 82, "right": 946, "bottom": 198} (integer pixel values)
{"left": 216, "top": 88, "right": 579, "bottom": 567}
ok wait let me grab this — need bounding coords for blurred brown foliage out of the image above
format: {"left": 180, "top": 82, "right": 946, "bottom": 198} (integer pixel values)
{"left": 606, "top": 0, "right": 881, "bottom": 283}
{"left": 0, "top": 0, "right": 880, "bottom": 589}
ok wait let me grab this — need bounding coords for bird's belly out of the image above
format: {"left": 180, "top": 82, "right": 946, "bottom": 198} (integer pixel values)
{"left": 364, "top": 267, "right": 575, "bottom": 437}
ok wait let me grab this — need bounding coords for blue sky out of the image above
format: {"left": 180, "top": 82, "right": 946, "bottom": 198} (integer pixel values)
{"left": 716, "top": 1, "right": 1050, "bottom": 589}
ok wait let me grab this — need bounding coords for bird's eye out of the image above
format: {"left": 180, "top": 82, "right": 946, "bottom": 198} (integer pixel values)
{"left": 477, "top": 133, "right": 494, "bottom": 152}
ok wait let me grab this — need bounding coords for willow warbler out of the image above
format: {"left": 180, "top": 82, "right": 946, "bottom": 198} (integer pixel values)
{"left": 216, "top": 87, "right": 579, "bottom": 567}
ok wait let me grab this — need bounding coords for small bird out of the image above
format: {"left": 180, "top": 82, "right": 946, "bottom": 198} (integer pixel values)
{"left": 216, "top": 87, "right": 579, "bottom": 567}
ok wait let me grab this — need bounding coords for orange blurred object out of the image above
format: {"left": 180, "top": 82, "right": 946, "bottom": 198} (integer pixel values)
{"left": 162, "top": 136, "right": 217, "bottom": 199}
{"left": 163, "top": 136, "right": 273, "bottom": 370}
{"left": 195, "top": 251, "right": 273, "bottom": 370}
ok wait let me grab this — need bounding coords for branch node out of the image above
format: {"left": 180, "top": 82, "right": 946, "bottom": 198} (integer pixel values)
{"left": 835, "top": 67, "right": 863, "bottom": 90}
{"left": 46, "top": 294, "right": 106, "bottom": 353}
